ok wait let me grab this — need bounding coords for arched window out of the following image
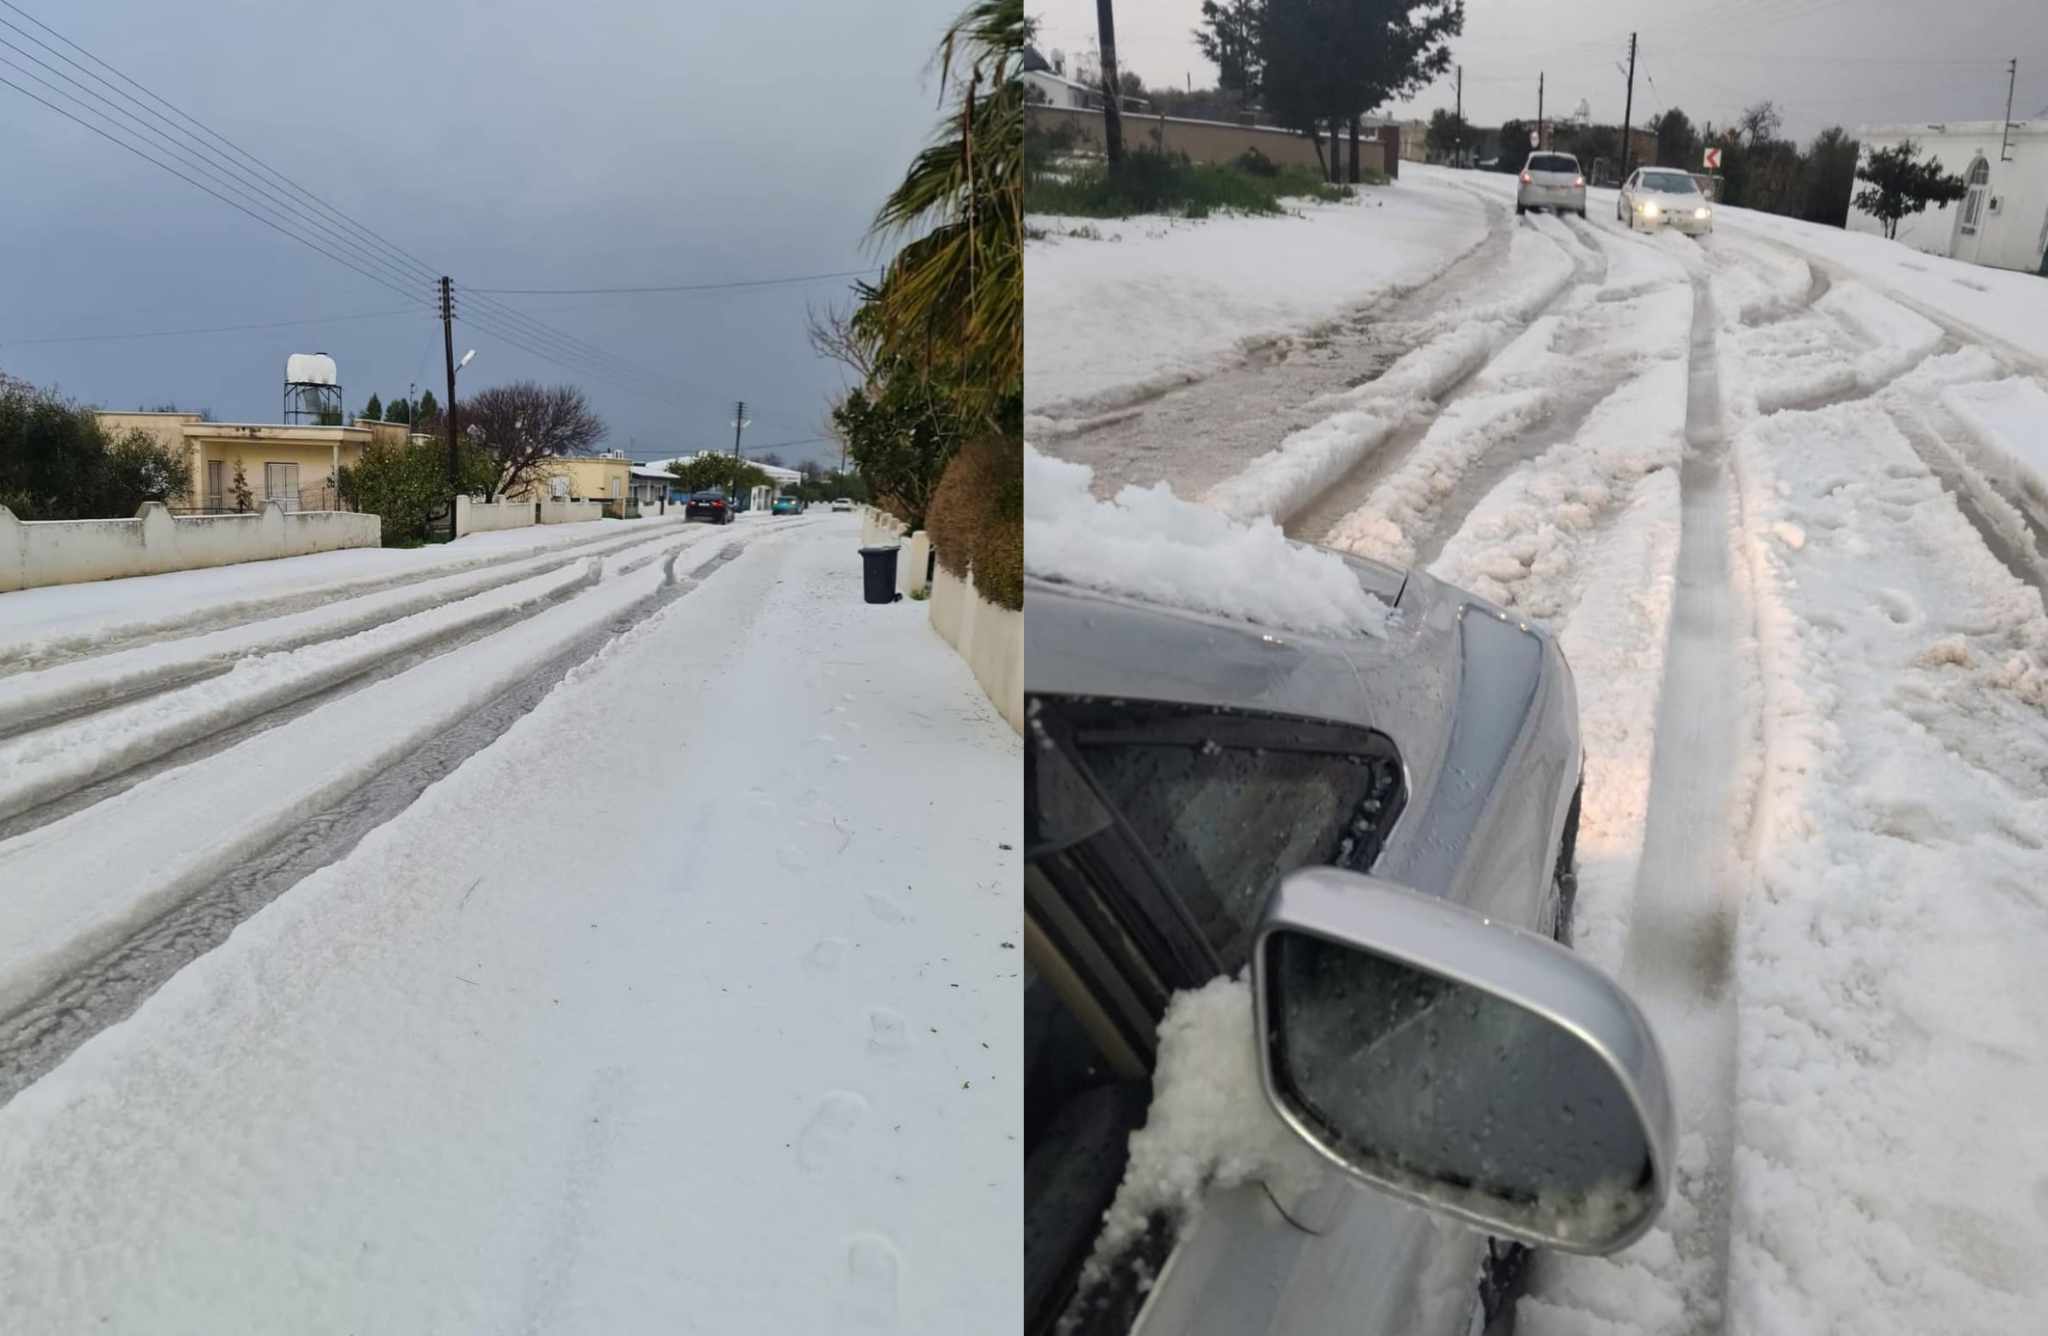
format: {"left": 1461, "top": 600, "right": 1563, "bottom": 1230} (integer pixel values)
{"left": 1959, "top": 156, "right": 1991, "bottom": 234}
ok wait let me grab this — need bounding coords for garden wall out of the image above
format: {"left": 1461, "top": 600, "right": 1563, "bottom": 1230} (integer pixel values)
{"left": 0, "top": 500, "right": 381, "bottom": 593}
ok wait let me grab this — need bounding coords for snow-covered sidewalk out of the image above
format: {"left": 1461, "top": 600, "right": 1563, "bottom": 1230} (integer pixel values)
{"left": 0, "top": 519, "right": 1019, "bottom": 1334}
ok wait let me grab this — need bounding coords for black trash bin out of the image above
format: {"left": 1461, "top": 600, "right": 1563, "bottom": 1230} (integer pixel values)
{"left": 860, "top": 545, "right": 903, "bottom": 604}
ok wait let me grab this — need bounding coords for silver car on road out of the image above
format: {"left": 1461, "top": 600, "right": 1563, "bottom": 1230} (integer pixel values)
{"left": 1515, "top": 151, "right": 1586, "bottom": 217}
{"left": 1024, "top": 547, "right": 1674, "bottom": 1335}
{"left": 1618, "top": 167, "right": 1715, "bottom": 235}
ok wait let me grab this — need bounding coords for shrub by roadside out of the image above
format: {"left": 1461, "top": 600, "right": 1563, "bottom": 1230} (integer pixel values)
{"left": 1023, "top": 147, "right": 1360, "bottom": 219}
{"left": 926, "top": 431, "right": 1021, "bottom": 611}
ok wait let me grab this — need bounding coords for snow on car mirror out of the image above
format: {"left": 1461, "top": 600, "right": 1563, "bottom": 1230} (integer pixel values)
{"left": 1251, "top": 868, "right": 1674, "bottom": 1255}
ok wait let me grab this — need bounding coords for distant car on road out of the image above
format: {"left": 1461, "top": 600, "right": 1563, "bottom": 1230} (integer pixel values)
{"left": 772, "top": 495, "right": 800, "bottom": 516}
{"left": 1618, "top": 167, "right": 1714, "bottom": 234}
{"left": 1024, "top": 546, "right": 1673, "bottom": 1336}
{"left": 684, "top": 490, "right": 733, "bottom": 524}
{"left": 831, "top": 498, "right": 853, "bottom": 512}
{"left": 1516, "top": 151, "right": 1586, "bottom": 217}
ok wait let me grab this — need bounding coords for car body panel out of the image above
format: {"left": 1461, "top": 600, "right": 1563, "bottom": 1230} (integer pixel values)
{"left": 1025, "top": 552, "right": 1584, "bottom": 1336}
{"left": 1620, "top": 170, "right": 1713, "bottom": 234}
{"left": 1517, "top": 153, "right": 1585, "bottom": 213}
{"left": 772, "top": 496, "right": 800, "bottom": 515}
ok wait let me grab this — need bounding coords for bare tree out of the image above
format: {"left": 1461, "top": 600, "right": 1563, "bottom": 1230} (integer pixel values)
{"left": 1740, "top": 100, "right": 1782, "bottom": 149}
{"left": 462, "top": 382, "right": 607, "bottom": 499}
{"left": 806, "top": 301, "right": 878, "bottom": 382}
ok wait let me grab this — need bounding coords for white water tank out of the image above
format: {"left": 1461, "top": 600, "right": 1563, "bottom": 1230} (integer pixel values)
{"left": 285, "top": 353, "right": 338, "bottom": 386}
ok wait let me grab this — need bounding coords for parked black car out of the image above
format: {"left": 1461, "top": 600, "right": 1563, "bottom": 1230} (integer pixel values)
{"left": 685, "top": 490, "right": 733, "bottom": 524}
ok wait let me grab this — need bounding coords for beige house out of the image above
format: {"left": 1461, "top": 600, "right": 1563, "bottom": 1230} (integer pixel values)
{"left": 98, "top": 411, "right": 416, "bottom": 512}
{"left": 505, "top": 452, "right": 635, "bottom": 515}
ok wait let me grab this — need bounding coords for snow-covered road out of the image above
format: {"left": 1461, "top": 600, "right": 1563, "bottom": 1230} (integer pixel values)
{"left": 1030, "top": 165, "right": 2048, "bottom": 1333}
{"left": 0, "top": 512, "right": 1020, "bottom": 1332}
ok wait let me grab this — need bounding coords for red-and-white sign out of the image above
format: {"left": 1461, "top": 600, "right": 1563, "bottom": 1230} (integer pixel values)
{"left": 1703, "top": 146, "right": 1723, "bottom": 170}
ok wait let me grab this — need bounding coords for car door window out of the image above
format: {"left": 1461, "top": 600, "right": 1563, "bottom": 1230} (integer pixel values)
{"left": 1023, "top": 696, "right": 1409, "bottom": 1333}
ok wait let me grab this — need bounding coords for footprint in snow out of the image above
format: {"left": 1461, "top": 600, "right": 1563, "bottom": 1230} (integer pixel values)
{"left": 805, "top": 937, "right": 848, "bottom": 973}
{"left": 867, "top": 1007, "right": 910, "bottom": 1054}
{"left": 797, "top": 1090, "right": 868, "bottom": 1171}
{"left": 840, "top": 1233, "right": 902, "bottom": 1329}
{"left": 864, "top": 892, "right": 910, "bottom": 925}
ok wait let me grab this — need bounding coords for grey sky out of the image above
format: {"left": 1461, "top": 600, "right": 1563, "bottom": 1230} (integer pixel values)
{"left": 1029, "top": 0, "right": 2047, "bottom": 145}
{"left": 1, "top": 0, "right": 963, "bottom": 468}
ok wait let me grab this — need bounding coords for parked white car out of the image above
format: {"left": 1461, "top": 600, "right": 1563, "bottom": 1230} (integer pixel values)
{"left": 1515, "top": 151, "right": 1585, "bottom": 217}
{"left": 831, "top": 497, "right": 853, "bottom": 512}
{"left": 1617, "top": 167, "right": 1714, "bottom": 234}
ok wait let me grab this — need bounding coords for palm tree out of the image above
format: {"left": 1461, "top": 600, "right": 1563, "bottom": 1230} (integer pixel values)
{"left": 864, "top": 0, "right": 1025, "bottom": 423}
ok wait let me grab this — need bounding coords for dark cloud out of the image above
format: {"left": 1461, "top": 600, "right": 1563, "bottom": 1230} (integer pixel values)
{"left": 1, "top": 0, "right": 958, "bottom": 467}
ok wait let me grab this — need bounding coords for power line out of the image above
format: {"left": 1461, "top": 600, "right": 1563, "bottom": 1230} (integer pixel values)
{"left": 0, "top": 306, "right": 419, "bottom": 347}
{"left": 0, "top": 0, "right": 705, "bottom": 412}
{"left": 469, "top": 267, "right": 881, "bottom": 296}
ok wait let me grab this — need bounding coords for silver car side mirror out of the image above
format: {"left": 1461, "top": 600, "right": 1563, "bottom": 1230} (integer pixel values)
{"left": 1251, "top": 868, "right": 1674, "bottom": 1255}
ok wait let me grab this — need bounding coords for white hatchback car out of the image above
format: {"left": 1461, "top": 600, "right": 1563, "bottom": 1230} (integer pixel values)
{"left": 1515, "top": 151, "right": 1585, "bottom": 217}
{"left": 1618, "top": 167, "right": 1714, "bottom": 234}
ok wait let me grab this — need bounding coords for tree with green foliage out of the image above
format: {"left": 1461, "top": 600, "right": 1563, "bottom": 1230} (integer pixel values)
{"left": 1258, "top": 0, "right": 1460, "bottom": 180}
{"left": 363, "top": 393, "right": 383, "bottom": 422}
{"left": 1852, "top": 138, "right": 1967, "bottom": 239}
{"left": 386, "top": 396, "right": 412, "bottom": 425}
{"left": 0, "top": 375, "right": 192, "bottom": 519}
{"left": 1195, "top": 0, "right": 1265, "bottom": 96}
{"left": 1496, "top": 118, "right": 1531, "bottom": 170}
{"left": 864, "top": 0, "right": 1024, "bottom": 425}
{"left": 1651, "top": 107, "right": 1698, "bottom": 170}
{"left": 1802, "top": 126, "right": 1861, "bottom": 228}
{"left": 415, "top": 389, "right": 440, "bottom": 430}
{"left": 1426, "top": 107, "right": 1471, "bottom": 162}
{"left": 337, "top": 438, "right": 496, "bottom": 545}
{"left": 832, "top": 368, "right": 969, "bottom": 533}
{"left": 230, "top": 459, "right": 254, "bottom": 513}
{"left": 666, "top": 454, "right": 773, "bottom": 497}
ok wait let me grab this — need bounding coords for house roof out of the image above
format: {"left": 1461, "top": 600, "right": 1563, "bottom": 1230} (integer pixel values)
{"left": 643, "top": 454, "right": 803, "bottom": 483}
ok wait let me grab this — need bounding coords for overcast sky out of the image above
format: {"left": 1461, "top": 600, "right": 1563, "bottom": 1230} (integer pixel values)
{"left": 0, "top": 0, "right": 964, "bottom": 468}
{"left": 1030, "top": 0, "right": 2047, "bottom": 145}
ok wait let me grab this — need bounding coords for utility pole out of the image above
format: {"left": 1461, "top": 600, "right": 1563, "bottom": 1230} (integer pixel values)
{"left": 2001, "top": 58, "right": 2018, "bottom": 162}
{"left": 1455, "top": 64, "right": 1463, "bottom": 165}
{"left": 1095, "top": 0, "right": 1124, "bottom": 169}
{"left": 1538, "top": 71, "right": 1545, "bottom": 150}
{"left": 731, "top": 400, "right": 748, "bottom": 462}
{"left": 439, "top": 277, "right": 459, "bottom": 530}
{"left": 1620, "top": 33, "right": 1638, "bottom": 182}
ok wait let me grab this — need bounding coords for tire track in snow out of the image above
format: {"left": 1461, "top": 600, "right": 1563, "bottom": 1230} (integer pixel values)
{"left": 0, "top": 526, "right": 814, "bottom": 1106}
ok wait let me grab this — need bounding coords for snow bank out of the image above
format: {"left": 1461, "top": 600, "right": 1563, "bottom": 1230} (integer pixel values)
{"left": 1025, "top": 178, "right": 1492, "bottom": 423}
{"left": 1721, "top": 400, "right": 2048, "bottom": 1334}
{"left": 1941, "top": 376, "right": 2048, "bottom": 510}
{"left": 1024, "top": 447, "right": 1389, "bottom": 638}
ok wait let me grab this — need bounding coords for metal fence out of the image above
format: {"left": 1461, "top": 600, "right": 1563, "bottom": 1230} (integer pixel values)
{"left": 173, "top": 483, "right": 351, "bottom": 516}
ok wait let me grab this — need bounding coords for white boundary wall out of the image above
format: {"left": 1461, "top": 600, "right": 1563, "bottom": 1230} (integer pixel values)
{"left": 539, "top": 499, "right": 604, "bottom": 525}
{"left": 0, "top": 500, "right": 381, "bottom": 593}
{"left": 454, "top": 496, "right": 537, "bottom": 537}
{"left": 928, "top": 562, "right": 1023, "bottom": 735}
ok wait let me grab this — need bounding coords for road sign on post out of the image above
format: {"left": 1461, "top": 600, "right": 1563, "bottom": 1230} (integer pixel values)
{"left": 1530, "top": 129, "right": 1539, "bottom": 147}
{"left": 1703, "top": 146, "right": 1722, "bottom": 170}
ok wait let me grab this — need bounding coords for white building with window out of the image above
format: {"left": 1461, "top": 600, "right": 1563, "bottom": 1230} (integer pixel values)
{"left": 1846, "top": 116, "right": 2048, "bottom": 274}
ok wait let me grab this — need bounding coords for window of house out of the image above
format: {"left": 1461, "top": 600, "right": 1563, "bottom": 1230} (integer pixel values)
{"left": 263, "top": 462, "right": 299, "bottom": 508}
{"left": 1960, "top": 157, "right": 1990, "bottom": 234}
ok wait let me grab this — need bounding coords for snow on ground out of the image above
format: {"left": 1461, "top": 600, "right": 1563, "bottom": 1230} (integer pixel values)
{"left": 0, "top": 516, "right": 1018, "bottom": 1333}
{"left": 1202, "top": 219, "right": 1580, "bottom": 526}
{"left": 0, "top": 511, "right": 704, "bottom": 674}
{"left": 1721, "top": 395, "right": 2048, "bottom": 1333}
{"left": 1032, "top": 156, "right": 2048, "bottom": 1334}
{"left": 1024, "top": 173, "right": 1491, "bottom": 425}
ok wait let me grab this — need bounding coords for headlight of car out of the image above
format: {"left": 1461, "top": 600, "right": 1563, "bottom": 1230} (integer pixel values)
{"left": 1695, "top": 207, "right": 1710, "bottom": 220}
{"left": 1642, "top": 202, "right": 1660, "bottom": 216}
